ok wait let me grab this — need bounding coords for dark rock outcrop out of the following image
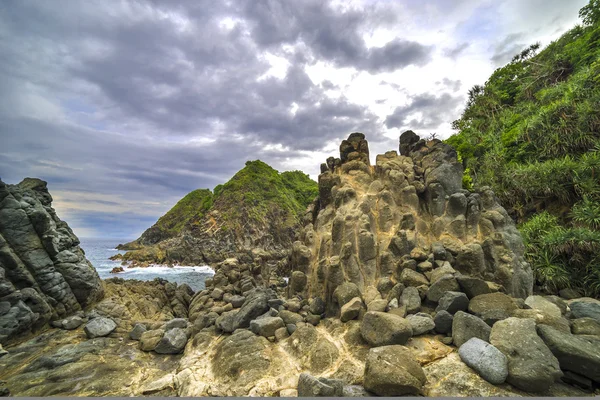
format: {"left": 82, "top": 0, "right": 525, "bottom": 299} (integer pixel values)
{"left": 0, "top": 178, "right": 104, "bottom": 345}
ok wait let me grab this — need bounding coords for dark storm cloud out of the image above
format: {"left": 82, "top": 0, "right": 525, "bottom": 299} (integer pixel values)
{"left": 241, "top": 0, "right": 433, "bottom": 72}
{"left": 385, "top": 92, "right": 465, "bottom": 131}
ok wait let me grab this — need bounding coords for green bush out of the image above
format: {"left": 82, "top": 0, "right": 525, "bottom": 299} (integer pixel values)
{"left": 447, "top": 0, "right": 600, "bottom": 296}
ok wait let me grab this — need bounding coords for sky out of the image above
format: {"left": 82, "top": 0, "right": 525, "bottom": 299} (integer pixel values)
{"left": 0, "top": 0, "right": 588, "bottom": 240}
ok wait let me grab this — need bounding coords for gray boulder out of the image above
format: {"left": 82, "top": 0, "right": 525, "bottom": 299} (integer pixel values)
{"left": 165, "top": 318, "right": 188, "bottom": 331}
{"left": 230, "top": 295, "right": 246, "bottom": 308}
{"left": 452, "top": 311, "right": 490, "bottom": 347}
{"left": 456, "top": 275, "right": 490, "bottom": 298}
{"left": 340, "top": 297, "right": 362, "bottom": 322}
{"left": 570, "top": 301, "right": 600, "bottom": 324}
{"left": 435, "top": 291, "right": 469, "bottom": 314}
{"left": 458, "top": 337, "right": 508, "bottom": 384}
{"left": 297, "top": 373, "right": 344, "bottom": 397}
{"left": 342, "top": 385, "right": 373, "bottom": 397}
{"left": 400, "top": 269, "right": 429, "bottom": 287}
{"left": 129, "top": 323, "right": 147, "bottom": 340}
{"left": 468, "top": 293, "right": 517, "bottom": 324}
{"left": 537, "top": 324, "right": 600, "bottom": 383}
{"left": 250, "top": 316, "right": 285, "bottom": 338}
{"left": 53, "top": 315, "right": 86, "bottom": 330}
{"left": 434, "top": 310, "right": 453, "bottom": 334}
{"left": 309, "top": 297, "right": 326, "bottom": 315}
{"left": 490, "top": 317, "right": 562, "bottom": 392}
{"left": 363, "top": 345, "right": 426, "bottom": 396}
{"left": 427, "top": 275, "right": 460, "bottom": 303}
{"left": 524, "top": 296, "right": 561, "bottom": 319}
{"left": 400, "top": 287, "right": 421, "bottom": 314}
{"left": 406, "top": 313, "right": 435, "bottom": 335}
{"left": 154, "top": 327, "right": 188, "bottom": 354}
{"left": 367, "top": 299, "right": 388, "bottom": 312}
{"left": 222, "top": 288, "right": 270, "bottom": 332}
{"left": 279, "top": 310, "right": 304, "bottom": 325}
{"left": 333, "top": 282, "right": 361, "bottom": 308}
{"left": 83, "top": 317, "right": 116, "bottom": 339}
{"left": 360, "top": 311, "right": 412, "bottom": 347}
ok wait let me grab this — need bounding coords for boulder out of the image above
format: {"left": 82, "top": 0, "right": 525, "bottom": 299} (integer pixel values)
{"left": 400, "top": 269, "right": 429, "bottom": 287}
{"left": 537, "top": 324, "right": 600, "bottom": 383}
{"left": 430, "top": 264, "right": 456, "bottom": 284}
{"left": 468, "top": 293, "right": 517, "bottom": 323}
{"left": 226, "top": 288, "right": 270, "bottom": 332}
{"left": 452, "top": 311, "right": 491, "bottom": 347}
{"left": 309, "top": 297, "right": 326, "bottom": 315}
{"left": 570, "top": 301, "right": 600, "bottom": 324}
{"left": 279, "top": 310, "right": 304, "bottom": 325}
{"left": 400, "top": 286, "right": 421, "bottom": 314}
{"left": 406, "top": 313, "right": 435, "bottom": 335}
{"left": 165, "top": 318, "right": 188, "bottom": 331}
{"left": 458, "top": 337, "right": 508, "bottom": 385}
{"left": 360, "top": 311, "right": 412, "bottom": 347}
{"left": 139, "top": 329, "right": 165, "bottom": 352}
{"left": 56, "top": 315, "right": 86, "bottom": 330}
{"left": 427, "top": 275, "right": 460, "bottom": 303}
{"left": 83, "top": 317, "right": 116, "bottom": 339}
{"left": 154, "top": 327, "right": 188, "bottom": 354}
{"left": 249, "top": 316, "right": 285, "bottom": 338}
{"left": 129, "top": 323, "right": 147, "bottom": 340}
{"left": 456, "top": 275, "right": 491, "bottom": 298}
{"left": 435, "top": 291, "right": 469, "bottom": 314}
{"left": 274, "top": 327, "right": 289, "bottom": 341}
{"left": 490, "top": 317, "right": 562, "bottom": 392}
{"left": 363, "top": 345, "right": 426, "bottom": 396}
{"left": 434, "top": 310, "right": 453, "bottom": 334}
{"left": 367, "top": 299, "right": 388, "bottom": 312}
{"left": 230, "top": 295, "right": 246, "bottom": 308}
{"left": 340, "top": 297, "right": 363, "bottom": 322}
{"left": 333, "top": 282, "right": 361, "bottom": 308}
{"left": 511, "top": 309, "right": 571, "bottom": 333}
{"left": 572, "top": 317, "right": 600, "bottom": 336}
{"left": 297, "top": 373, "right": 343, "bottom": 397}
{"left": 524, "top": 296, "right": 561, "bottom": 319}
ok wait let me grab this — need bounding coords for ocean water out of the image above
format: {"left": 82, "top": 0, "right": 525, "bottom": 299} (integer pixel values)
{"left": 79, "top": 238, "right": 214, "bottom": 292}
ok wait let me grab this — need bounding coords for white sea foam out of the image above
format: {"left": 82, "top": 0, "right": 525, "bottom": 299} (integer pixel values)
{"left": 117, "top": 264, "right": 215, "bottom": 276}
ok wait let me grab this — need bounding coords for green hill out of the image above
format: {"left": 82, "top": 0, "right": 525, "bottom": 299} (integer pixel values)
{"left": 446, "top": 0, "right": 600, "bottom": 296}
{"left": 118, "top": 160, "right": 318, "bottom": 266}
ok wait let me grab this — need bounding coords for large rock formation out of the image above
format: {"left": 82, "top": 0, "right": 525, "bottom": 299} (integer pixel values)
{"left": 290, "top": 132, "right": 533, "bottom": 315}
{"left": 0, "top": 178, "right": 104, "bottom": 345}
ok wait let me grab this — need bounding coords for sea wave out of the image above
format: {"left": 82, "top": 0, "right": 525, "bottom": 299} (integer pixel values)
{"left": 114, "top": 264, "right": 215, "bottom": 276}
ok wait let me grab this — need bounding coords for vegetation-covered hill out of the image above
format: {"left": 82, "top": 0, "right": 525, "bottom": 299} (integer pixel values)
{"left": 447, "top": 0, "right": 600, "bottom": 296}
{"left": 117, "top": 160, "right": 318, "bottom": 266}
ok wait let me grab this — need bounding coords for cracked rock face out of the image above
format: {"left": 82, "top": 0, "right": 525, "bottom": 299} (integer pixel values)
{"left": 0, "top": 178, "right": 104, "bottom": 345}
{"left": 290, "top": 132, "right": 533, "bottom": 315}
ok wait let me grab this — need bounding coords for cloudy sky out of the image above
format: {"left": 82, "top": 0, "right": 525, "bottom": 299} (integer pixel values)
{"left": 0, "top": 0, "right": 587, "bottom": 239}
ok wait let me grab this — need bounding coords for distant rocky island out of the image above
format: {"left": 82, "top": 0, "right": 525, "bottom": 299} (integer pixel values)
{"left": 114, "top": 161, "right": 318, "bottom": 275}
{"left": 1, "top": 132, "right": 599, "bottom": 397}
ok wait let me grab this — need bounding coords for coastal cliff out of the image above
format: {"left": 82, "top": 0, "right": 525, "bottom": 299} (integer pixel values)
{"left": 117, "top": 161, "right": 318, "bottom": 270}
{"left": 0, "top": 178, "right": 104, "bottom": 345}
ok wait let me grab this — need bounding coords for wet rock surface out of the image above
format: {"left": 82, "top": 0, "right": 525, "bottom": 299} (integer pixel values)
{"left": 0, "top": 178, "right": 104, "bottom": 345}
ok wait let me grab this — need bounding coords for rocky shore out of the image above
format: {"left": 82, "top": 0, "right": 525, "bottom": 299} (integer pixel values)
{"left": 1, "top": 133, "right": 599, "bottom": 397}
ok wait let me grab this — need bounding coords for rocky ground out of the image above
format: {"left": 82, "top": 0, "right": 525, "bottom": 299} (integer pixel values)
{"left": 1, "top": 271, "right": 599, "bottom": 397}
{"left": 2, "top": 133, "right": 600, "bottom": 397}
